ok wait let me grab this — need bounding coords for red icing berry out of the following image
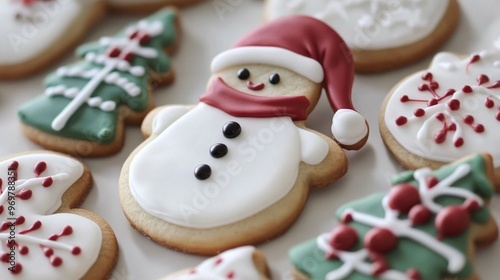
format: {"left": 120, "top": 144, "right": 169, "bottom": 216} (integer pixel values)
{"left": 418, "top": 84, "right": 429, "bottom": 92}
{"left": 33, "top": 161, "right": 47, "bottom": 177}
{"left": 388, "top": 184, "right": 421, "bottom": 213}
{"left": 477, "top": 74, "right": 490, "bottom": 85}
{"left": 464, "top": 115, "right": 474, "bottom": 124}
{"left": 427, "top": 98, "right": 438, "bottom": 107}
{"left": 43, "top": 247, "right": 54, "bottom": 257}
{"left": 435, "top": 113, "right": 445, "bottom": 122}
{"left": 0, "top": 253, "right": 9, "bottom": 262}
{"left": 395, "top": 116, "right": 407, "bottom": 126}
{"left": 16, "top": 189, "right": 32, "bottom": 200}
{"left": 139, "top": 34, "right": 151, "bottom": 45}
{"left": 16, "top": 216, "right": 25, "bottom": 225}
{"left": 447, "top": 99, "right": 460, "bottom": 111}
{"left": 444, "top": 89, "right": 456, "bottom": 97}
{"left": 342, "top": 213, "right": 354, "bottom": 224}
{"left": 50, "top": 256, "right": 63, "bottom": 267}
{"left": 328, "top": 225, "right": 358, "bottom": 251}
{"left": 474, "top": 124, "right": 485, "bottom": 133}
{"left": 61, "top": 225, "right": 73, "bottom": 236}
{"left": 226, "top": 271, "right": 235, "bottom": 279}
{"left": 422, "top": 72, "right": 433, "bottom": 81}
{"left": 72, "top": 247, "right": 82, "bottom": 255}
{"left": 123, "top": 52, "right": 134, "bottom": 62}
{"left": 435, "top": 206, "right": 470, "bottom": 238}
{"left": 19, "top": 246, "right": 29, "bottom": 255}
{"left": 8, "top": 161, "right": 19, "bottom": 170}
{"left": 430, "top": 82, "right": 439, "bottom": 90}
{"left": 454, "top": 137, "right": 464, "bottom": 148}
{"left": 496, "top": 112, "right": 500, "bottom": 121}
{"left": 400, "top": 95, "right": 410, "bottom": 102}
{"left": 414, "top": 108, "right": 425, "bottom": 117}
{"left": 448, "top": 123, "right": 457, "bottom": 131}
{"left": 462, "top": 85, "right": 473, "bottom": 94}
{"left": 364, "top": 228, "right": 398, "bottom": 254}
{"left": 435, "top": 130, "right": 447, "bottom": 144}
{"left": 488, "top": 80, "right": 500, "bottom": 89}
{"left": 427, "top": 177, "right": 439, "bottom": 189}
{"left": 372, "top": 259, "right": 390, "bottom": 276}
{"left": 407, "top": 268, "right": 422, "bottom": 280}
{"left": 108, "top": 47, "right": 121, "bottom": 58}
{"left": 10, "top": 263, "right": 22, "bottom": 274}
{"left": 42, "top": 177, "right": 53, "bottom": 187}
{"left": 485, "top": 98, "right": 494, "bottom": 108}
{"left": 128, "top": 30, "right": 139, "bottom": 39}
{"left": 409, "top": 204, "right": 432, "bottom": 226}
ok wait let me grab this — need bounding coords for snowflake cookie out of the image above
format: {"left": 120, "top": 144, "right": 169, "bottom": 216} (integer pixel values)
{"left": 159, "top": 246, "right": 271, "bottom": 280}
{"left": 380, "top": 40, "right": 500, "bottom": 190}
{"left": 290, "top": 154, "right": 498, "bottom": 280}
{"left": 0, "top": 151, "right": 118, "bottom": 279}
{"left": 265, "top": 0, "right": 459, "bottom": 72}
{"left": 17, "top": 8, "right": 180, "bottom": 157}
{"left": 0, "top": 0, "right": 106, "bottom": 79}
{"left": 120, "top": 15, "right": 369, "bottom": 255}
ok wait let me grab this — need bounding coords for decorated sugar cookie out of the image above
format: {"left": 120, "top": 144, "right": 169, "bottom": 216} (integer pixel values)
{"left": 17, "top": 8, "right": 180, "bottom": 157}
{"left": 290, "top": 154, "right": 498, "bottom": 280}
{"left": 159, "top": 246, "right": 271, "bottom": 279}
{"left": 106, "top": 0, "right": 204, "bottom": 13}
{"left": 120, "top": 15, "right": 369, "bottom": 255}
{"left": 264, "top": 0, "right": 460, "bottom": 72}
{"left": 380, "top": 40, "right": 500, "bottom": 190}
{"left": 0, "top": 151, "right": 118, "bottom": 279}
{"left": 0, "top": 0, "right": 105, "bottom": 80}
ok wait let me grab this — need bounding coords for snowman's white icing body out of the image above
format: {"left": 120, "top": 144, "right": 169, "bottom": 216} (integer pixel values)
{"left": 129, "top": 103, "right": 328, "bottom": 228}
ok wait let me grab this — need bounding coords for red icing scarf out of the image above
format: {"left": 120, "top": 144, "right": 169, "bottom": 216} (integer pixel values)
{"left": 199, "top": 78, "right": 310, "bottom": 121}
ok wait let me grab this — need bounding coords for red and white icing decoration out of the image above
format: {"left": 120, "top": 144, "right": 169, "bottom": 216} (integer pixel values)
{"left": 384, "top": 45, "right": 500, "bottom": 166}
{"left": 316, "top": 163, "right": 482, "bottom": 280}
{"left": 47, "top": 19, "right": 164, "bottom": 131}
{"left": 169, "top": 246, "right": 263, "bottom": 280}
{"left": 0, "top": 153, "right": 101, "bottom": 279}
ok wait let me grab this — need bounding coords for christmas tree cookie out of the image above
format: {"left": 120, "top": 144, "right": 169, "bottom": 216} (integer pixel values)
{"left": 0, "top": 0, "right": 106, "bottom": 80}
{"left": 380, "top": 39, "right": 500, "bottom": 190}
{"left": 264, "top": 0, "right": 459, "bottom": 72}
{"left": 0, "top": 151, "right": 118, "bottom": 279}
{"left": 159, "top": 246, "right": 271, "bottom": 279}
{"left": 18, "top": 8, "right": 180, "bottom": 157}
{"left": 120, "top": 15, "right": 369, "bottom": 255}
{"left": 289, "top": 154, "right": 498, "bottom": 280}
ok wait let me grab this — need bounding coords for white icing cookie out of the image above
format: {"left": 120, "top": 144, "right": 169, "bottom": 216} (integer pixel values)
{"left": 381, "top": 41, "right": 500, "bottom": 189}
{"left": 0, "top": 0, "right": 105, "bottom": 79}
{"left": 0, "top": 152, "right": 117, "bottom": 279}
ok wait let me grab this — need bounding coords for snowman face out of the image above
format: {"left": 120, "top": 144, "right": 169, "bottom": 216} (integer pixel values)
{"left": 212, "top": 64, "right": 322, "bottom": 107}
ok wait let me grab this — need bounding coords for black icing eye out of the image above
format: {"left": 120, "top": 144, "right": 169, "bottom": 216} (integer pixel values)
{"left": 237, "top": 68, "right": 250, "bottom": 80}
{"left": 269, "top": 73, "right": 280, "bottom": 85}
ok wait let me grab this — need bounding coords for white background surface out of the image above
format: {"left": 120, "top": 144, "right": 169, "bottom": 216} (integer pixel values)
{"left": 1, "top": 0, "right": 500, "bottom": 279}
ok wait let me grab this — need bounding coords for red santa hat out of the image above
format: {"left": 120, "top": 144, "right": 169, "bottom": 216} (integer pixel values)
{"left": 211, "top": 15, "right": 368, "bottom": 149}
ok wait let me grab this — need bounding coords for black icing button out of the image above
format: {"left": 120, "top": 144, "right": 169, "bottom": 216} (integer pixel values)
{"left": 194, "top": 164, "right": 211, "bottom": 180}
{"left": 210, "top": 143, "right": 228, "bottom": 158}
{"left": 222, "top": 121, "right": 241, "bottom": 139}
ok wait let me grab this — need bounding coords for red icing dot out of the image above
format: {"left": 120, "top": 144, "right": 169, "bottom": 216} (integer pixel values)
{"left": 435, "top": 206, "right": 470, "bottom": 238}
{"left": 226, "top": 271, "right": 235, "bottom": 279}
{"left": 430, "top": 82, "right": 439, "bottom": 90}
{"left": 448, "top": 123, "right": 457, "bottom": 131}
{"left": 474, "top": 124, "right": 485, "bottom": 133}
{"left": 328, "top": 225, "right": 358, "bottom": 251}
{"left": 364, "top": 228, "right": 398, "bottom": 254}
{"left": 50, "top": 256, "right": 63, "bottom": 267}
{"left": 139, "top": 34, "right": 151, "bottom": 45}
{"left": 444, "top": 89, "right": 456, "bottom": 97}
{"left": 19, "top": 246, "right": 29, "bottom": 255}
{"left": 372, "top": 259, "right": 389, "bottom": 276}
{"left": 72, "top": 247, "right": 81, "bottom": 255}
{"left": 396, "top": 116, "right": 407, "bottom": 126}
{"left": 447, "top": 99, "right": 460, "bottom": 111}
{"left": 128, "top": 30, "right": 138, "bottom": 39}
{"left": 10, "top": 263, "right": 22, "bottom": 274}
{"left": 33, "top": 161, "right": 47, "bottom": 177}
{"left": 488, "top": 81, "right": 500, "bottom": 89}
{"left": 462, "top": 86, "right": 473, "bottom": 94}
{"left": 124, "top": 52, "right": 134, "bottom": 62}
{"left": 0, "top": 222, "right": 10, "bottom": 232}
{"left": 8, "top": 161, "right": 19, "bottom": 170}
{"left": 0, "top": 253, "right": 9, "bottom": 262}
{"left": 388, "top": 184, "right": 421, "bottom": 213}
{"left": 435, "top": 113, "right": 445, "bottom": 122}
{"left": 108, "top": 47, "right": 121, "bottom": 58}
{"left": 414, "top": 108, "right": 425, "bottom": 117}
{"left": 407, "top": 268, "right": 422, "bottom": 280}
{"left": 418, "top": 84, "right": 429, "bottom": 92}
{"left": 464, "top": 115, "right": 474, "bottom": 124}
{"left": 427, "top": 98, "right": 438, "bottom": 107}
{"left": 42, "top": 177, "right": 53, "bottom": 187}
{"left": 342, "top": 213, "right": 353, "bottom": 224}
{"left": 485, "top": 98, "right": 494, "bottom": 108}
{"left": 426, "top": 177, "right": 439, "bottom": 189}
{"left": 400, "top": 95, "right": 409, "bottom": 103}
{"left": 43, "top": 247, "right": 54, "bottom": 257}
{"left": 463, "top": 199, "right": 481, "bottom": 212}
{"left": 409, "top": 204, "right": 432, "bottom": 226}
{"left": 435, "top": 131, "right": 447, "bottom": 144}
{"left": 16, "top": 216, "right": 25, "bottom": 225}
{"left": 454, "top": 137, "right": 464, "bottom": 148}
{"left": 0, "top": 206, "right": 3, "bottom": 215}
{"left": 496, "top": 112, "right": 500, "bottom": 121}
{"left": 61, "top": 226, "right": 73, "bottom": 236}
{"left": 477, "top": 74, "right": 490, "bottom": 85}
{"left": 16, "top": 189, "right": 32, "bottom": 200}
{"left": 422, "top": 72, "right": 433, "bottom": 81}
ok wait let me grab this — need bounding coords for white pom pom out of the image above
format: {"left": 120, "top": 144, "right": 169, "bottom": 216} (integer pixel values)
{"left": 331, "top": 109, "right": 368, "bottom": 146}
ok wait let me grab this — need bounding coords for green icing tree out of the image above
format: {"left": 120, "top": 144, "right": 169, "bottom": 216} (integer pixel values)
{"left": 290, "top": 154, "right": 496, "bottom": 280}
{"left": 18, "top": 9, "right": 178, "bottom": 146}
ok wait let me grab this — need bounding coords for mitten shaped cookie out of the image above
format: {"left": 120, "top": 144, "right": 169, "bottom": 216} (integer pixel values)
{"left": 18, "top": 8, "right": 180, "bottom": 157}
{"left": 380, "top": 39, "right": 500, "bottom": 190}
{"left": 0, "top": 0, "right": 105, "bottom": 79}
{"left": 160, "top": 246, "right": 271, "bottom": 279}
{"left": 120, "top": 15, "right": 369, "bottom": 255}
{"left": 290, "top": 154, "right": 498, "bottom": 280}
{"left": 0, "top": 151, "right": 118, "bottom": 279}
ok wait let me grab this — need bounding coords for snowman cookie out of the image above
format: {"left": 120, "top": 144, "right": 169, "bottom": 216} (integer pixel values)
{"left": 17, "top": 8, "right": 180, "bottom": 157}
{"left": 0, "top": 0, "right": 105, "bottom": 80}
{"left": 380, "top": 40, "right": 500, "bottom": 190}
{"left": 290, "top": 154, "right": 498, "bottom": 280}
{"left": 159, "top": 246, "right": 271, "bottom": 279}
{"left": 0, "top": 151, "right": 118, "bottom": 279}
{"left": 264, "top": 0, "right": 460, "bottom": 72}
{"left": 119, "top": 15, "right": 369, "bottom": 255}
{"left": 106, "top": 0, "right": 204, "bottom": 13}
